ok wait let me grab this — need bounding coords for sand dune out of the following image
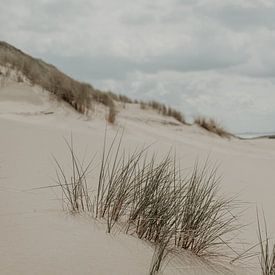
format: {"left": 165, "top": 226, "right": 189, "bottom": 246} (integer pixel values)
{"left": 1, "top": 78, "right": 275, "bottom": 274}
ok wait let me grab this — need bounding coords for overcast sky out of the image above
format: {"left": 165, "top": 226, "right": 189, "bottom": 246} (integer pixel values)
{"left": 1, "top": 0, "right": 275, "bottom": 133}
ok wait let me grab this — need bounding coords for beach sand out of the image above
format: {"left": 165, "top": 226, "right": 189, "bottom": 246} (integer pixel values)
{"left": 1, "top": 79, "right": 275, "bottom": 274}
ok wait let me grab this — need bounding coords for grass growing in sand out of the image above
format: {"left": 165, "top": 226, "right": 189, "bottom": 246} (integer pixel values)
{"left": 53, "top": 132, "right": 241, "bottom": 274}
{"left": 257, "top": 211, "right": 275, "bottom": 275}
{"left": 194, "top": 116, "right": 232, "bottom": 138}
{"left": 0, "top": 41, "right": 118, "bottom": 122}
{"left": 140, "top": 100, "right": 186, "bottom": 124}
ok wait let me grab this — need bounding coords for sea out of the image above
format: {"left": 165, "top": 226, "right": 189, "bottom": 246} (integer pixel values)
{"left": 235, "top": 131, "right": 275, "bottom": 139}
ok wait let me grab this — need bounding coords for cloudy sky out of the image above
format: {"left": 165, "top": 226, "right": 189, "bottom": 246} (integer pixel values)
{"left": 1, "top": 0, "right": 275, "bottom": 133}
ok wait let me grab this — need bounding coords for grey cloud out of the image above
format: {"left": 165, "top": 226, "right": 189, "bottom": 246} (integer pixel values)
{"left": 198, "top": 3, "right": 275, "bottom": 31}
{"left": 21, "top": 0, "right": 94, "bottom": 33}
{"left": 120, "top": 13, "right": 156, "bottom": 26}
{"left": 44, "top": 54, "right": 136, "bottom": 80}
{"left": 1, "top": 0, "right": 275, "bottom": 133}
{"left": 43, "top": 45, "right": 247, "bottom": 83}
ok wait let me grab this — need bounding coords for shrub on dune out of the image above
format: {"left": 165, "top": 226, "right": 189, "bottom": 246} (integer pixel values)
{"left": 194, "top": 116, "right": 232, "bottom": 138}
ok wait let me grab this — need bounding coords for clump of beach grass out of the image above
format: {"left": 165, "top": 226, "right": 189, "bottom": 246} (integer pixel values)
{"left": 144, "top": 100, "right": 186, "bottom": 124}
{"left": 257, "top": 211, "right": 275, "bottom": 275}
{"left": 107, "top": 104, "right": 117, "bottom": 124}
{"left": 53, "top": 138, "right": 94, "bottom": 213}
{"left": 194, "top": 116, "right": 232, "bottom": 138}
{"left": 54, "top": 132, "right": 241, "bottom": 273}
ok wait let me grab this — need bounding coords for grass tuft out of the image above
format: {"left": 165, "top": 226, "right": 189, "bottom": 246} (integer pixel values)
{"left": 194, "top": 116, "right": 232, "bottom": 138}
{"left": 257, "top": 211, "right": 275, "bottom": 275}
{"left": 53, "top": 138, "right": 94, "bottom": 213}
{"left": 53, "top": 132, "right": 240, "bottom": 274}
{"left": 145, "top": 100, "right": 186, "bottom": 124}
{"left": 107, "top": 104, "right": 117, "bottom": 124}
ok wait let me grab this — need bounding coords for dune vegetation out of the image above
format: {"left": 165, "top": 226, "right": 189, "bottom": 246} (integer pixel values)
{"left": 51, "top": 133, "right": 275, "bottom": 274}
{"left": 257, "top": 212, "right": 275, "bottom": 275}
{"left": 0, "top": 41, "right": 187, "bottom": 127}
{"left": 0, "top": 41, "right": 93, "bottom": 113}
{"left": 53, "top": 133, "right": 242, "bottom": 274}
{"left": 1, "top": 41, "right": 232, "bottom": 137}
{"left": 0, "top": 41, "right": 233, "bottom": 137}
{"left": 194, "top": 116, "right": 232, "bottom": 138}
{"left": 140, "top": 100, "right": 186, "bottom": 124}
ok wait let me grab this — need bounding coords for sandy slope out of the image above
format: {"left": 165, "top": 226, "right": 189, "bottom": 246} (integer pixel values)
{"left": 1, "top": 80, "right": 275, "bottom": 274}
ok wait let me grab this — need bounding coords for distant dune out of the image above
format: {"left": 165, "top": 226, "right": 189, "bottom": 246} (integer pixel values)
{"left": 0, "top": 41, "right": 233, "bottom": 138}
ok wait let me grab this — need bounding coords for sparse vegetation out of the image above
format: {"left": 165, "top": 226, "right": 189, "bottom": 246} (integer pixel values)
{"left": 54, "top": 133, "right": 241, "bottom": 274}
{"left": 257, "top": 211, "right": 275, "bottom": 275}
{"left": 0, "top": 41, "right": 116, "bottom": 118}
{"left": 140, "top": 101, "right": 147, "bottom": 110}
{"left": 149, "top": 232, "right": 172, "bottom": 275}
{"left": 1, "top": 41, "right": 235, "bottom": 138}
{"left": 54, "top": 138, "right": 94, "bottom": 213}
{"left": 145, "top": 100, "right": 186, "bottom": 124}
{"left": 195, "top": 116, "right": 231, "bottom": 138}
{"left": 0, "top": 42, "right": 93, "bottom": 113}
{"left": 107, "top": 104, "right": 117, "bottom": 124}
{"left": 107, "top": 91, "right": 133, "bottom": 104}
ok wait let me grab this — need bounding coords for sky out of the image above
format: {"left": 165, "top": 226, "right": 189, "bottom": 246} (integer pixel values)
{"left": 1, "top": 0, "right": 275, "bottom": 133}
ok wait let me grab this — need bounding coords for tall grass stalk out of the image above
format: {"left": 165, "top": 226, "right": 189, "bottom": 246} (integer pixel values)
{"left": 53, "top": 138, "right": 94, "bottom": 213}
{"left": 149, "top": 228, "right": 172, "bottom": 275}
{"left": 257, "top": 211, "right": 275, "bottom": 275}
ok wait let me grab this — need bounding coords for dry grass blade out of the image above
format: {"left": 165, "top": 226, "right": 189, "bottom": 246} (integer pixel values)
{"left": 54, "top": 137, "right": 94, "bottom": 213}
{"left": 175, "top": 161, "right": 240, "bottom": 257}
{"left": 257, "top": 210, "right": 275, "bottom": 275}
{"left": 149, "top": 228, "right": 173, "bottom": 275}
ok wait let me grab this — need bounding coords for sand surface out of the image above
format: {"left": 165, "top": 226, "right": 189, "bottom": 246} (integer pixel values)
{"left": 1, "top": 79, "right": 275, "bottom": 274}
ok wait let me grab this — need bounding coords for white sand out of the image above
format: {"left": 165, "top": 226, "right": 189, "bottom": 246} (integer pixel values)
{"left": 1, "top": 78, "right": 275, "bottom": 274}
